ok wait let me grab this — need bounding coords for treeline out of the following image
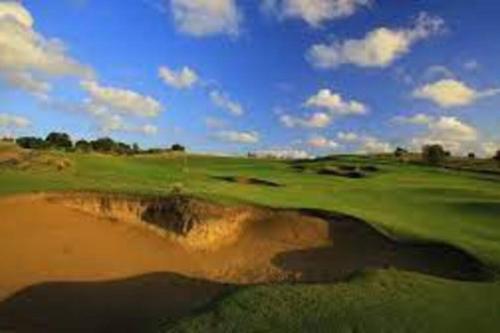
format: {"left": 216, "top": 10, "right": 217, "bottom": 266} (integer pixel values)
{"left": 394, "top": 144, "right": 500, "bottom": 164}
{"left": 15, "top": 132, "right": 186, "bottom": 155}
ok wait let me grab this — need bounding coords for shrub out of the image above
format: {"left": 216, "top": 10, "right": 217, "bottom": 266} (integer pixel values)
{"left": 45, "top": 132, "right": 72, "bottom": 150}
{"left": 394, "top": 147, "right": 408, "bottom": 157}
{"left": 494, "top": 150, "right": 500, "bottom": 162}
{"left": 171, "top": 143, "right": 186, "bottom": 152}
{"left": 422, "top": 144, "right": 447, "bottom": 165}
{"left": 91, "top": 137, "right": 117, "bottom": 153}
{"left": 16, "top": 136, "right": 46, "bottom": 149}
{"left": 75, "top": 140, "right": 92, "bottom": 152}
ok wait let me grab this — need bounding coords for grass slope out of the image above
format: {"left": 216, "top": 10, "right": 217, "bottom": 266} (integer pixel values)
{"left": 169, "top": 270, "right": 500, "bottom": 333}
{"left": 1, "top": 145, "right": 500, "bottom": 331}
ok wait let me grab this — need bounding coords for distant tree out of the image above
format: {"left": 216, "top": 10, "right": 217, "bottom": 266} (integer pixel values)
{"left": 422, "top": 144, "right": 447, "bottom": 165}
{"left": 16, "top": 136, "right": 46, "bottom": 149}
{"left": 91, "top": 137, "right": 116, "bottom": 153}
{"left": 132, "top": 143, "right": 140, "bottom": 154}
{"left": 171, "top": 143, "right": 186, "bottom": 152}
{"left": 494, "top": 150, "right": 500, "bottom": 162}
{"left": 45, "top": 132, "right": 72, "bottom": 150}
{"left": 75, "top": 139, "right": 92, "bottom": 152}
{"left": 468, "top": 152, "right": 476, "bottom": 159}
{"left": 394, "top": 147, "right": 408, "bottom": 157}
{"left": 116, "top": 142, "right": 132, "bottom": 155}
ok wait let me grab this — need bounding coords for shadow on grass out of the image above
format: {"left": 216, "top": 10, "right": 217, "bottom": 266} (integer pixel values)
{"left": 211, "top": 175, "right": 282, "bottom": 187}
{"left": 273, "top": 210, "right": 494, "bottom": 283}
{"left": 0, "top": 272, "right": 232, "bottom": 333}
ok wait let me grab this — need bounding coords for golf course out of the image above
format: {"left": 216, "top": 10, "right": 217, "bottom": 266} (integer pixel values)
{"left": 0, "top": 141, "right": 499, "bottom": 332}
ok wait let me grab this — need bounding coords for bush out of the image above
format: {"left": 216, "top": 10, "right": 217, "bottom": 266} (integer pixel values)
{"left": 171, "top": 143, "right": 186, "bottom": 152}
{"left": 75, "top": 140, "right": 92, "bottom": 152}
{"left": 16, "top": 136, "right": 46, "bottom": 149}
{"left": 422, "top": 144, "right": 447, "bottom": 165}
{"left": 91, "top": 137, "right": 116, "bottom": 153}
{"left": 494, "top": 150, "right": 500, "bottom": 162}
{"left": 45, "top": 132, "right": 72, "bottom": 150}
{"left": 394, "top": 147, "right": 408, "bottom": 157}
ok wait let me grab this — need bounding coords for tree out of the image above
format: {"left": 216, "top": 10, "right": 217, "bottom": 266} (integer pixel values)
{"left": 16, "top": 136, "right": 46, "bottom": 149}
{"left": 75, "top": 140, "right": 92, "bottom": 152}
{"left": 45, "top": 132, "right": 72, "bottom": 150}
{"left": 132, "top": 143, "right": 140, "bottom": 154}
{"left": 468, "top": 152, "right": 475, "bottom": 159}
{"left": 394, "top": 147, "right": 408, "bottom": 158}
{"left": 171, "top": 143, "right": 186, "bottom": 152}
{"left": 494, "top": 150, "right": 500, "bottom": 162}
{"left": 422, "top": 144, "right": 447, "bottom": 165}
{"left": 91, "top": 137, "right": 116, "bottom": 152}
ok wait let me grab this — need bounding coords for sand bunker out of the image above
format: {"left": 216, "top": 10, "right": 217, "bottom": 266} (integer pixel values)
{"left": 0, "top": 192, "right": 491, "bottom": 331}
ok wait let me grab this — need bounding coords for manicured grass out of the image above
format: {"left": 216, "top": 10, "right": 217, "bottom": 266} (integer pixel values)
{"left": 1, "top": 147, "right": 500, "bottom": 332}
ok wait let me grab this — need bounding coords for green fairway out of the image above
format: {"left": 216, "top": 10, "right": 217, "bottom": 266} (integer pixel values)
{"left": 1, "top": 146, "right": 500, "bottom": 332}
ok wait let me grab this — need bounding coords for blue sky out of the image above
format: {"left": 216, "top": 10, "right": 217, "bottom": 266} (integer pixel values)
{"left": 0, "top": 0, "right": 499, "bottom": 157}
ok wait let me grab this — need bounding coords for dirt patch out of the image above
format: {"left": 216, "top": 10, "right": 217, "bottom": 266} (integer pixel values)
{"left": 0, "top": 192, "right": 493, "bottom": 331}
{"left": 213, "top": 175, "right": 282, "bottom": 187}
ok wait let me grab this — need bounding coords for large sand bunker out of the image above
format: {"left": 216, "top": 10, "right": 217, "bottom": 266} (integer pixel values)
{"left": 0, "top": 192, "right": 491, "bottom": 332}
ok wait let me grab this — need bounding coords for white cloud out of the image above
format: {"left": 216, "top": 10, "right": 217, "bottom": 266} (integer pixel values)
{"left": 305, "top": 89, "right": 367, "bottom": 115}
{"left": 392, "top": 113, "right": 433, "bottom": 125}
{"left": 210, "top": 90, "right": 244, "bottom": 116}
{"left": 463, "top": 59, "right": 480, "bottom": 71}
{"left": 158, "top": 66, "right": 199, "bottom": 89}
{"left": 96, "top": 113, "right": 158, "bottom": 136}
{"left": 423, "top": 65, "right": 455, "bottom": 81}
{"left": 81, "top": 80, "right": 163, "bottom": 118}
{"left": 413, "top": 79, "right": 500, "bottom": 108}
{"left": 170, "top": 0, "right": 241, "bottom": 37}
{"left": 396, "top": 114, "right": 491, "bottom": 155}
{"left": 308, "top": 135, "right": 339, "bottom": 149}
{"left": 280, "top": 112, "right": 331, "bottom": 128}
{"left": 1, "top": 71, "right": 51, "bottom": 98}
{"left": 358, "top": 136, "right": 392, "bottom": 153}
{"left": 252, "top": 148, "right": 312, "bottom": 159}
{"left": 335, "top": 131, "right": 392, "bottom": 153}
{"left": 337, "top": 131, "right": 358, "bottom": 142}
{"left": 263, "top": 0, "right": 370, "bottom": 27}
{"left": 0, "top": 113, "right": 31, "bottom": 129}
{"left": 0, "top": 1, "right": 93, "bottom": 91}
{"left": 307, "top": 12, "right": 444, "bottom": 68}
{"left": 214, "top": 130, "right": 259, "bottom": 144}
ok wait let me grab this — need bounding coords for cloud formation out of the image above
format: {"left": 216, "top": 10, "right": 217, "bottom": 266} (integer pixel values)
{"left": 413, "top": 79, "right": 500, "bottom": 108}
{"left": 0, "top": 2, "right": 93, "bottom": 97}
{"left": 214, "top": 130, "right": 259, "bottom": 143}
{"left": 305, "top": 89, "right": 367, "bottom": 115}
{"left": 263, "top": 0, "right": 370, "bottom": 27}
{"left": 280, "top": 112, "right": 331, "bottom": 128}
{"left": 395, "top": 113, "right": 495, "bottom": 155}
{"left": 158, "top": 66, "right": 199, "bottom": 89}
{"left": 336, "top": 131, "right": 392, "bottom": 153}
{"left": 0, "top": 113, "right": 31, "bottom": 129}
{"left": 210, "top": 90, "right": 244, "bottom": 116}
{"left": 170, "top": 0, "right": 241, "bottom": 37}
{"left": 308, "top": 135, "right": 339, "bottom": 149}
{"left": 81, "top": 80, "right": 163, "bottom": 118}
{"left": 307, "top": 12, "right": 444, "bottom": 68}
